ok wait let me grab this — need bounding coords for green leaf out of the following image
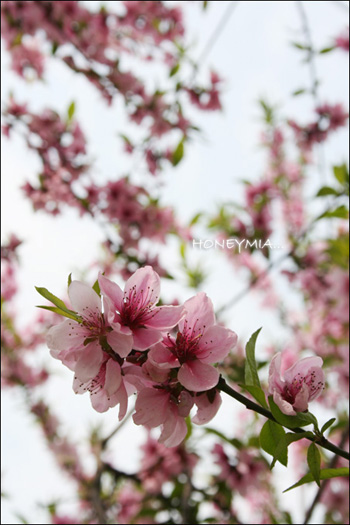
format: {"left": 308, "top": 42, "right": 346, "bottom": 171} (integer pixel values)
{"left": 180, "top": 242, "right": 186, "bottom": 260}
{"left": 319, "top": 46, "right": 335, "bottom": 54}
{"left": 67, "top": 273, "right": 72, "bottom": 288}
{"left": 203, "top": 0, "right": 209, "bottom": 9}
{"left": 35, "top": 286, "right": 80, "bottom": 320}
{"left": 189, "top": 212, "right": 202, "bottom": 226}
{"left": 239, "top": 384, "right": 268, "bottom": 409}
{"left": 169, "top": 63, "right": 180, "bottom": 77}
{"left": 172, "top": 139, "right": 185, "bottom": 166}
{"left": 51, "top": 41, "right": 59, "bottom": 55}
{"left": 36, "top": 305, "right": 80, "bottom": 322}
{"left": 307, "top": 443, "right": 321, "bottom": 486}
{"left": 321, "top": 205, "right": 349, "bottom": 219}
{"left": 333, "top": 164, "right": 349, "bottom": 186}
{"left": 268, "top": 396, "right": 317, "bottom": 429}
{"left": 316, "top": 186, "right": 338, "bottom": 197}
{"left": 321, "top": 418, "right": 336, "bottom": 435}
{"left": 244, "top": 327, "right": 262, "bottom": 388}
{"left": 292, "top": 88, "right": 306, "bottom": 96}
{"left": 92, "top": 279, "right": 101, "bottom": 296}
{"left": 291, "top": 42, "right": 311, "bottom": 51}
{"left": 270, "top": 432, "right": 313, "bottom": 469}
{"left": 260, "top": 420, "right": 287, "bottom": 466}
{"left": 283, "top": 468, "right": 349, "bottom": 493}
{"left": 67, "top": 101, "right": 75, "bottom": 121}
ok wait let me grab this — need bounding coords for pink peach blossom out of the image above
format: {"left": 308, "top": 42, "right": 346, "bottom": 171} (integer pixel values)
{"left": 268, "top": 352, "right": 325, "bottom": 415}
{"left": 99, "top": 266, "right": 184, "bottom": 351}
{"left": 47, "top": 280, "right": 133, "bottom": 381}
{"left": 149, "top": 292, "right": 237, "bottom": 391}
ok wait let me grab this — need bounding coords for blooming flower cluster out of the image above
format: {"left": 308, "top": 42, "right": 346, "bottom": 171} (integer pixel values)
{"left": 46, "top": 266, "right": 237, "bottom": 446}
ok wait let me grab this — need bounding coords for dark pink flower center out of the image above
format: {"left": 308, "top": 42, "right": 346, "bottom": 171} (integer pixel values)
{"left": 165, "top": 318, "right": 205, "bottom": 364}
{"left": 81, "top": 306, "right": 106, "bottom": 338}
{"left": 282, "top": 370, "right": 324, "bottom": 406}
{"left": 119, "top": 284, "right": 159, "bottom": 328}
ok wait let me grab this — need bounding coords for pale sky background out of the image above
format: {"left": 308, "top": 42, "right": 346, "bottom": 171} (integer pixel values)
{"left": 1, "top": 1, "right": 349, "bottom": 524}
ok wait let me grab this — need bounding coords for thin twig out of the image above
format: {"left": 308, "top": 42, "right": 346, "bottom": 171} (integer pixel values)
{"left": 194, "top": 1, "right": 239, "bottom": 72}
{"left": 303, "top": 426, "right": 350, "bottom": 524}
{"left": 102, "top": 403, "right": 135, "bottom": 448}
{"left": 217, "top": 377, "right": 350, "bottom": 461}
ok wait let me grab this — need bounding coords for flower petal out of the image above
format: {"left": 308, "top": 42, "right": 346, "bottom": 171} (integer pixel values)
{"left": 104, "top": 359, "right": 122, "bottom": 397}
{"left": 268, "top": 353, "right": 285, "bottom": 395}
{"left": 179, "top": 292, "right": 215, "bottom": 332}
{"left": 159, "top": 409, "right": 188, "bottom": 448}
{"left": 292, "top": 383, "right": 309, "bottom": 412}
{"left": 74, "top": 341, "right": 104, "bottom": 382}
{"left": 273, "top": 390, "right": 296, "bottom": 415}
{"left": 98, "top": 273, "right": 124, "bottom": 312}
{"left": 132, "top": 327, "right": 163, "bottom": 351}
{"left": 196, "top": 325, "right": 238, "bottom": 363}
{"left": 47, "top": 319, "right": 86, "bottom": 352}
{"left": 106, "top": 330, "right": 133, "bottom": 358}
{"left": 178, "top": 360, "right": 220, "bottom": 392}
{"left": 68, "top": 280, "right": 101, "bottom": 317}
{"left": 148, "top": 343, "right": 180, "bottom": 369}
{"left": 284, "top": 356, "right": 323, "bottom": 384}
{"left": 144, "top": 305, "right": 185, "bottom": 330}
{"left": 133, "top": 388, "right": 169, "bottom": 428}
{"left": 125, "top": 266, "right": 160, "bottom": 307}
{"left": 192, "top": 391, "right": 222, "bottom": 425}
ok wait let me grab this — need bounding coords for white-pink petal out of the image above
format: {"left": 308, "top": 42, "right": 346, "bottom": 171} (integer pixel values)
{"left": 196, "top": 325, "right": 237, "bottom": 364}
{"left": 125, "top": 266, "right": 160, "bottom": 307}
{"left": 74, "top": 341, "right": 104, "bottom": 382}
{"left": 192, "top": 391, "right": 222, "bottom": 425}
{"left": 148, "top": 343, "right": 180, "bottom": 369}
{"left": 106, "top": 330, "right": 133, "bottom": 358}
{"left": 268, "top": 353, "right": 285, "bottom": 395}
{"left": 98, "top": 273, "right": 124, "bottom": 312}
{"left": 104, "top": 359, "right": 122, "bottom": 397}
{"left": 284, "top": 356, "right": 323, "bottom": 384}
{"left": 133, "top": 388, "right": 169, "bottom": 428}
{"left": 178, "top": 360, "right": 220, "bottom": 392}
{"left": 46, "top": 319, "right": 86, "bottom": 352}
{"left": 68, "top": 280, "right": 101, "bottom": 317}
{"left": 273, "top": 391, "right": 296, "bottom": 415}
{"left": 179, "top": 292, "right": 215, "bottom": 332}
{"left": 132, "top": 327, "right": 163, "bottom": 351}
{"left": 159, "top": 409, "right": 188, "bottom": 447}
{"left": 144, "top": 305, "right": 185, "bottom": 330}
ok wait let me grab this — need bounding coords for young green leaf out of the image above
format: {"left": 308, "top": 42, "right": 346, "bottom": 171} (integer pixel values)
{"left": 333, "top": 164, "right": 349, "bottom": 186}
{"left": 260, "top": 420, "right": 287, "bottom": 466}
{"left": 307, "top": 443, "right": 321, "bottom": 486}
{"left": 239, "top": 384, "right": 268, "bottom": 408}
{"left": 316, "top": 186, "right": 338, "bottom": 197}
{"left": 270, "top": 432, "right": 313, "bottom": 469}
{"left": 244, "top": 327, "right": 262, "bottom": 387}
{"left": 36, "top": 305, "right": 80, "bottom": 322}
{"left": 67, "top": 273, "right": 72, "bottom": 288}
{"left": 321, "top": 418, "right": 336, "bottom": 435}
{"left": 92, "top": 279, "right": 101, "bottom": 296}
{"left": 67, "top": 101, "right": 75, "bottom": 121}
{"left": 35, "top": 286, "right": 80, "bottom": 320}
{"left": 172, "top": 138, "right": 185, "bottom": 166}
{"left": 283, "top": 468, "right": 349, "bottom": 493}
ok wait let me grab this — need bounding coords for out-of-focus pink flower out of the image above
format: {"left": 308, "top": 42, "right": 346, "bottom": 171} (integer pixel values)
{"left": 334, "top": 27, "right": 349, "bottom": 52}
{"left": 99, "top": 266, "right": 184, "bottom": 351}
{"left": 268, "top": 352, "right": 325, "bottom": 415}
{"left": 47, "top": 280, "right": 133, "bottom": 378}
{"left": 149, "top": 292, "right": 237, "bottom": 392}
{"left": 139, "top": 436, "right": 198, "bottom": 493}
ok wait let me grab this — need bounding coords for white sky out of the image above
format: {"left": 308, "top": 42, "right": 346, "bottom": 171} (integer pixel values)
{"left": 1, "top": 2, "right": 349, "bottom": 524}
